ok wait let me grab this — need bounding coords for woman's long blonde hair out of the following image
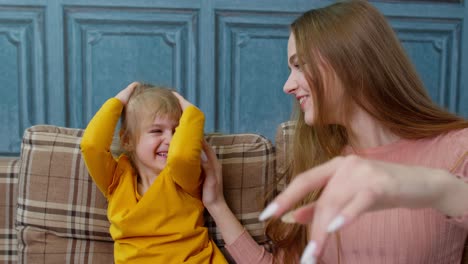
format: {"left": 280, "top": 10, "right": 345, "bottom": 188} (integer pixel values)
{"left": 266, "top": 1, "right": 468, "bottom": 263}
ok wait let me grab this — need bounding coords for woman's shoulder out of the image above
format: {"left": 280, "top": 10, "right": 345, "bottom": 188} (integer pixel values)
{"left": 442, "top": 127, "right": 468, "bottom": 175}
{"left": 437, "top": 127, "right": 468, "bottom": 146}
{"left": 430, "top": 127, "right": 468, "bottom": 166}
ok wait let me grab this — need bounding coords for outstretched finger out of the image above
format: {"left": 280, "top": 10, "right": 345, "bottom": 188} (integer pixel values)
{"left": 281, "top": 202, "right": 317, "bottom": 224}
{"left": 259, "top": 157, "right": 343, "bottom": 221}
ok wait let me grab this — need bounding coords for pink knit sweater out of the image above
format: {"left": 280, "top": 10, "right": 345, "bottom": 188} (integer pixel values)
{"left": 226, "top": 128, "right": 468, "bottom": 264}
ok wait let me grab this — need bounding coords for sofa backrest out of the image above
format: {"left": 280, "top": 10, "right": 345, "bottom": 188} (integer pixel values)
{"left": 12, "top": 125, "right": 275, "bottom": 263}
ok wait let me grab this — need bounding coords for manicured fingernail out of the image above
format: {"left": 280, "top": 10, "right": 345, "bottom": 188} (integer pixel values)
{"left": 327, "top": 215, "right": 345, "bottom": 233}
{"left": 281, "top": 211, "right": 296, "bottom": 223}
{"left": 259, "top": 203, "right": 278, "bottom": 221}
{"left": 201, "top": 151, "right": 207, "bottom": 162}
{"left": 300, "top": 241, "right": 317, "bottom": 264}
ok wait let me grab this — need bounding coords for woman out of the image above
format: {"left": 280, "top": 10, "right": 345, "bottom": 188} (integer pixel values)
{"left": 201, "top": 1, "right": 468, "bottom": 263}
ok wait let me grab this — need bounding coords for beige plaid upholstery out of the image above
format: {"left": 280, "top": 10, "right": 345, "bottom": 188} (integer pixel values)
{"left": 16, "top": 125, "right": 114, "bottom": 263}
{"left": 274, "top": 121, "right": 295, "bottom": 192}
{"left": 205, "top": 133, "right": 275, "bottom": 261}
{"left": 0, "top": 158, "right": 20, "bottom": 264}
{"left": 13, "top": 125, "right": 275, "bottom": 263}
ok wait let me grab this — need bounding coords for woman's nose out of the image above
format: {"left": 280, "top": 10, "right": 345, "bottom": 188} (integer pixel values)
{"left": 283, "top": 74, "right": 297, "bottom": 94}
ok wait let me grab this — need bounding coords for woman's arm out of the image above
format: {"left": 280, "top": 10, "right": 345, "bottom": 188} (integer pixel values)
{"left": 201, "top": 141, "right": 274, "bottom": 264}
{"left": 259, "top": 155, "right": 468, "bottom": 264}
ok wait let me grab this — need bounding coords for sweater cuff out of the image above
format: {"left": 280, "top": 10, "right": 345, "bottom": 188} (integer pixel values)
{"left": 225, "top": 229, "right": 273, "bottom": 263}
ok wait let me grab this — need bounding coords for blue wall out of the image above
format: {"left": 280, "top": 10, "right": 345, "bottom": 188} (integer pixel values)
{"left": 0, "top": 0, "right": 467, "bottom": 156}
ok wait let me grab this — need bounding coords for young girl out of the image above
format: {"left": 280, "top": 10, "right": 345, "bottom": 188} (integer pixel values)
{"left": 80, "top": 82, "right": 227, "bottom": 263}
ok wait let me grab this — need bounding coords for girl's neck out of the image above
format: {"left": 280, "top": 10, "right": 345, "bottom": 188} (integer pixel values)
{"left": 137, "top": 172, "right": 157, "bottom": 195}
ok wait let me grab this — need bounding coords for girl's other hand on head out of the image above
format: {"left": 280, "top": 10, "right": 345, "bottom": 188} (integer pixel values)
{"left": 172, "top": 91, "right": 192, "bottom": 110}
{"left": 115, "top": 82, "right": 139, "bottom": 105}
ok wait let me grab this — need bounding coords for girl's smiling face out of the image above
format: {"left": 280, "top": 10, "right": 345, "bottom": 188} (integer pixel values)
{"left": 133, "top": 115, "right": 178, "bottom": 176}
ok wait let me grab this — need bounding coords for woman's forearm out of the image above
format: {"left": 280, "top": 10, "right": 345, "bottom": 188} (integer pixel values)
{"left": 206, "top": 201, "right": 245, "bottom": 245}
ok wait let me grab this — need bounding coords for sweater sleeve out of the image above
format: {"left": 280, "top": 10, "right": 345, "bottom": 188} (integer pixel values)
{"left": 225, "top": 229, "right": 274, "bottom": 264}
{"left": 80, "top": 98, "right": 122, "bottom": 197}
{"left": 166, "top": 105, "right": 205, "bottom": 198}
{"left": 447, "top": 128, "right": 468, "bottom": 228}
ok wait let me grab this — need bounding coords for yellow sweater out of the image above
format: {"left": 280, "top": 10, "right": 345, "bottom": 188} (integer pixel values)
{"left": 80, "top": 98, "right": 227, "bottom": 264}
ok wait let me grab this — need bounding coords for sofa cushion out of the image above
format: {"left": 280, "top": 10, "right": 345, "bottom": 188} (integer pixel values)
{"left": 275, "top": 121, "right": 295, "bottom": 191}
{"left": 0, "top": 158, "right": 20, "bottom": 264}
{"left": 16, "top": 125, "right": 114, "bottom": 263}
{"left": 16, "top": 125, "right": 275, "bottom": 263}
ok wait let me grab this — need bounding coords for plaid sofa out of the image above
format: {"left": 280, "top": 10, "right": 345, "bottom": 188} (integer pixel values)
{"left": 1, "top": 123, "right": 467, "bottom": 263}
{"left": 0, "top": 124, "right": 286, "bottom": 263}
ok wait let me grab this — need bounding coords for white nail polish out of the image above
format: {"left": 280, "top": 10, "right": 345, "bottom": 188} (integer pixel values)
{"left": 327, "top": 215, "right": 345, "bottom": 233}
{"left": 300, "top": 241, "right": 317, "bottom": 264}
{"left": 259, "top": 203, "right": 279, "bottom": 221}
{"left": 301, "top": 258, "right": 316, "bottom": 264}
{"left": 281, "top": 211, "right": 296, "bottom": 223}
{"left": 201, "top": 151, "right": 207, "bottom": 162}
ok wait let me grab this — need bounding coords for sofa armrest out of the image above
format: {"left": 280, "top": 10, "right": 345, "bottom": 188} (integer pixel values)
{"left": 0, "top": 157, "right": 20, "bottom": 263}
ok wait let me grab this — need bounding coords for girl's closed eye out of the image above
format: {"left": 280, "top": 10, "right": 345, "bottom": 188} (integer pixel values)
{"left": 150, "top": 129, "right": 163, "bottom": 134}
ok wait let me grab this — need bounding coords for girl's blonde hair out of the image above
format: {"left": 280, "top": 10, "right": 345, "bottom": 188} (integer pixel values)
{"left": 119, "top": 83, "right": 182, "bottom": 164}
{"left": 266, "top": 1, "right": 468, "bottom": 263}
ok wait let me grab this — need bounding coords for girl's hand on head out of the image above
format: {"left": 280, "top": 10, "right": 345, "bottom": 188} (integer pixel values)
{"left": 172, "top": 91, "right": 192, "bottom": 111}
{"left": 201, "top": 140, "right": 226, "bottom": 208}
{"left": 115, "top": 82, "right": 139, "bottom": 105}
{"left": 258, "top": 155, "right": 459, "bottom": 263}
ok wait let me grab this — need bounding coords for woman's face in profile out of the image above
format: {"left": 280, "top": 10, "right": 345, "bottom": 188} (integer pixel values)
{"left": 283, "top": 33, "right": 315, "bottom": 125}
{"left": 283, "top": 33, "right": 346, "bottom": 126}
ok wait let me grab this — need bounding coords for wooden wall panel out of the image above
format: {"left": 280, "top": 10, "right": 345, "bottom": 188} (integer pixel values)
{"left": 64, "top": 7, "right": 198, "bottom": 128}
{"left": 0, "top": 0, "right": 466, "bottom": 156}
{"left": 0, "top": 7, "right": 45, "bottom": 155}
{"left": 216, "top": 12, "right": 295, "bottom": 140}
{"left": 391, "top": 17, "right": 461, "bottom": 113}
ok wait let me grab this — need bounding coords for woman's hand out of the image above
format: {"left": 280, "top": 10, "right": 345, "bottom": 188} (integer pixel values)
{"left": 201, "top": 140, "right": 226, "bottom": 208}
{"left": 200, "top": 139, "right": 247, "bottom": 246}
{"left": 115, "top": 82, "right": 139, "bottom": 105}
{"left": 258, "top": 155, "right": 468, "bottom": 263}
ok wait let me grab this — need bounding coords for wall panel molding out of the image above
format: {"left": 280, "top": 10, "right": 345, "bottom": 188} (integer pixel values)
{"left": 0, "top": 7, "right": 45, "bottom": 155}
{"left": 390, "top": 16, "right": 461, "bottom": 113}
{"left": 64, "top": 6, "right": 198, "bottom": 127}
{"left": 216, "top": 11, "right": 296, "bottom": 139}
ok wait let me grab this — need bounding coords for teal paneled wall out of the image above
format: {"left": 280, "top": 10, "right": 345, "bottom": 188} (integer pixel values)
{"left": 0, "top": 0, "right": 467, "bottom": 156}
